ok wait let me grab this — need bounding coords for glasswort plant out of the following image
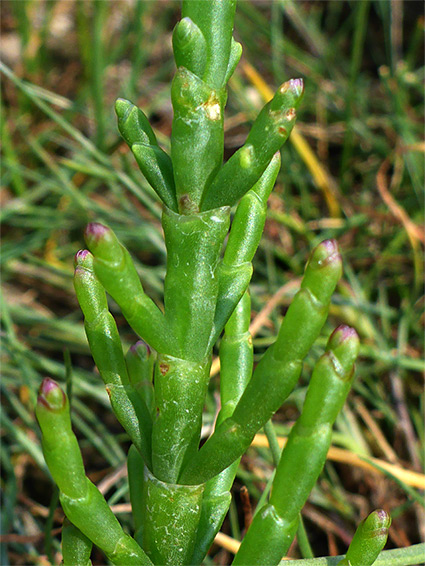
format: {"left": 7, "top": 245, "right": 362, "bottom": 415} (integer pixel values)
{"left": 35, "top": 1, "right": 400, "bottom": 564}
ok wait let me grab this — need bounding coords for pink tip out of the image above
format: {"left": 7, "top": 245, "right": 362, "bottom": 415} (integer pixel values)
{"left": 130, "top": 340, "right": 149, "bottom": 352}
{"left": 374, "top": 509, "right": 390, "bottom": 523}
{"left": 39, "top": 377, "right": 59, "bottom": 396}
{"left": 289, "top": 78, "right": 304, "bottom": 97}
{"left": 74, "top": 249, "right": 90, "bottom": 267}
{"left": 84, "top": 222, "right": 109, "bottom": 241}
{"left": 38, "top": 378, "right": 66, "bottom": 410}
{"left": 321, "top": 239, "right": 338, "bottom": 255}
{"left": 130, "top": 340, "right": 151, "bottom": 357}
{"left": 310, "top": 239, "right": 341, "bottom": 269}
{"left": 329, "top": 324, "right": 358, "bottom": 345}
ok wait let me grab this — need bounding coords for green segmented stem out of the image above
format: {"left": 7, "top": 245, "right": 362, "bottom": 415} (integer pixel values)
{"left": 131, "top": 143, "right": 178, "bottom": 212}
{"left": 61, "top": 519, "right": 92, "bottom": 566}
{"left": 61, "top": 481, "right": 149, "bottom": 566}
{"left": 223, "top": 153, "right": 280, "bottom": 266}
{"left": 162, "top": 206, "right": 230, "bottom": 361}
{"left": 338, "top": 509, "right": 391, "bottom": 566}
{"left": 127, "top": 445, "right": 145, "bottom": 548}
{"left": 223, "top": 37, "right": 242, "bottom": 85}
{"left": 140, "top": 466, "right": 204, "bottom": 566}
{"left": 218, "top": 292, "right": 253, "bottom": 425}
{"left": 171, "top": 67, "right": 225, "bottom": 213}
{"left": 74, "top": 250, "right": 152, "bottom": 469}
{"left": 233, "top": 325, "right": 360, "bottom": 565}
{"left": 36, "top": 379, "right": 152, "bottom": 566}
{"left": 36, "top": 378, "right": 87, "bottom": 499}
{"left": 173, "top": 17, "right": 207, "bottom": 78}
{"left": 179, "top": 240, "right": 342, "bottom": 485}
{"left": 170, "top": 0, "right": 237, "bottom": 213}
{"left": 200, "top": 79, "right": 304, "bottom": 211}
{"left": 209, "top": 153, "right": 281, "bottom": 347}
{"left": 209, "top": 260, "right": 252, "bottom": 348}
{"left": 208, "top": 261, "right": 252, "bottom": 351}
{"left": 115, "top": 98, "right": 178, "bottom": 211}
{"left": 181, "top": 0, "right": 237, "bottom": 90}
{"left": 125, "top": 340, "right": 155, "bottom": 418}
{"left": 191, "top": 292, "right": 253, "bottom": 565}
{"left": 84, "top": 223, "right": 170, "bottom": 354}
{"left": 115, "top": 98, "right": 157, "bottom": 147}
{"left": 151, "top": 354, "right": 211, "bottom": 483}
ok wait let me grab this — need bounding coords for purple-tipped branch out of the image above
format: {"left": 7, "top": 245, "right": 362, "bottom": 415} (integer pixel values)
{"left": 84, "top": 223, "right": 171, "bottom": 354}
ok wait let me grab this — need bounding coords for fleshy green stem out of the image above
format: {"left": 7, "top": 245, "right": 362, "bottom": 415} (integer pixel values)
{"left": 278, "top": 543, "right": 425, "bottom": 566}
{"left": 190, "top": 291, "right": 253, "bottom": 565}
{"left": 162, "top": 206, "right": 230, "bottom": 361}
{"left": 151, "top": 354, "right": 211, "bottom": 483}
{"left": 338, "top": 509, "right": 391, "bottom": 566}
{"left": 208, "top": 152, "right": 281, "bottom": 347}
{"left": 125, "top": 340, "right": 155, "bottom": 418}
{"left": 200, "top": 79, "right": 304, "bottom": 210}
{"left": 233, "top": 325, "right": 360, "bottom": 565}
{"left": 36, "top": 379, "right": 152, "bottom": 566}
{"left": 74, "top": 249, "right": 153, "bottom": 468}
{"left": 84, "top": 223, "right": 170, "bottom": 353}
{"left": 115, "top": 98, "right": 178, "bottom": 211}
{"left": 140, "top": 466, "right": 204, "bottom": 566}
{"left": 61, "top": 519, "right": 92, "bottom": 566}
{"left": 179, "top": 239, "right": 342, "bottom": 485}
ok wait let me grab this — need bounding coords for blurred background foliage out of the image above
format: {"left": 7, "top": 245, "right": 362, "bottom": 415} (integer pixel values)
{"left": 1, "top": 1, "right": 424, "bottom": 564}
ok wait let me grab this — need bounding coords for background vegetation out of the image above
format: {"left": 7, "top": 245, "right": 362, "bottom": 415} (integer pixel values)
{"left": 1, "top": 1, "right": 424, "bottom": 564}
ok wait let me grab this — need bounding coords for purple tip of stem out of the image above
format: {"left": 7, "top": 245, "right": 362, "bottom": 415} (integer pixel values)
{"left": 320, "top": 238, "right": 339, "bottom": 257}
{"left": 323, "top": 239, "right": 339, "bottom": 257}
{"left": 131, "top": 340, "right": 150, "bottom": 352}
{"left": 74, "top": 249, "right": 91, "bottom": 267}
{"left": 311, "top": 239, "right": 341, "bottom": 269}
{"left": 39, "top": 377, "right": 58, "bottom": 395}
{"left": 289, "top": 78, "right": 304, "bottom": 97}
{"left": 373, "top": 509, "right": 391, "bottom": 527}
{"left": 84, "top": 222, "right": 109, "bottom": 242}
{"left": 130, "top": 340, "right": 151, "bottom": 358}
{"left": 330, "top": 324, "right": 358, "bottom": 343}
{"left": 38, "top": 378, "right": 66, "bottom": 410}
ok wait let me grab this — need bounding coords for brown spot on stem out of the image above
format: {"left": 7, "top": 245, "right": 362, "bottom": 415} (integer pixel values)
{"left": 179, "top": 194, "right": 199, "bottom": 214}
{"left": 159, "top": 363, "right": 169, "bottom": 376}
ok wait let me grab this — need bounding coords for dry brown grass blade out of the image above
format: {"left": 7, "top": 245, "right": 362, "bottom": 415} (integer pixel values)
{"left": 97, "top": 463, "right": 127, "bottom": 495}
{"left": 252, "top": 434, "right": 425, "bottom": 490}
{"left": 0, "top": 529, "right": 62, "bottom": 544}
{"left": 376, "top": 153, "right": 424, "bottom": 292}
{"left": 302, "top": 504, "right": 352, "bottom": 546}
{"left": 214, "top": 531, "right": 241, "bottom": 555}
{"left": 355, "top": 398, "right": 399, "bottom": 464}
{"left": 248, "top": 280, "right": 300, "bottom": 338}
{"left": 376, "top": 156, "right": 425, "bottom": 246}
